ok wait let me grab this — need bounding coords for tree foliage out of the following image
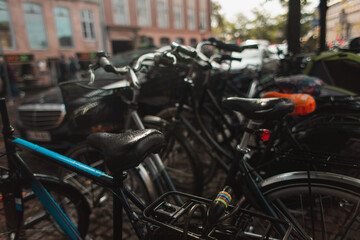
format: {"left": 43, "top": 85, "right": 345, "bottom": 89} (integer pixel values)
{"left": 211, "top": 0, "right": 316, "bottom": 44}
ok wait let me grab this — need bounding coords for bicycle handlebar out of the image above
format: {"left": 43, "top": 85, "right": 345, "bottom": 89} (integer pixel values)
{"left": 211, "top": 54, "right": 242, "bottom": 63}
{"left": 207, "top": 37, "right": 244, "bottom": 52}
{"left": 197, "top": 38, "right": 259, "bottom": 53}
{"left": 170, "top": 42, "right": 198, "bottom": 58}
{"left": 89, "top": 51, "right": 140, "bottom": 89}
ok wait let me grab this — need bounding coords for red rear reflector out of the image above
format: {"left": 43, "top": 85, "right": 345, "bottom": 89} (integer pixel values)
{"left": 259, "top": 129, "right": 270, "bottom": 141}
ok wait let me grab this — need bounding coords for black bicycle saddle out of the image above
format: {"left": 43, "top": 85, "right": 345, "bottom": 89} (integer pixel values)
{"left": 222, "top": 97, "right": 295, "bottom": 120}
{"left": 87, "top": 129, "right": 164, "bottom": 175}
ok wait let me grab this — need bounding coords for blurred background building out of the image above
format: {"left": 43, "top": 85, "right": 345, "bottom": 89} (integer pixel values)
{"left": 326, "top": 0, "right": 360, "bottom": 45}
{"left": 0, "top": 0, "right": 212, "bottom": 88}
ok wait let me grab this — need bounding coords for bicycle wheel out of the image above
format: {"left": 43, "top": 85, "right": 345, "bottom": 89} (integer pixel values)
{"left": 0, "top": 175, "right": 90, "bottom": 239}
{"left": 246, "top": 171, "right": 360, "bottom": 240}
{"left": 60, "top": 143, "right": 152, "bottom": 239}
{"left": 156, "top": 107, "right": 216, "bottom": 188}
{"left": 60, "top": 142, "right": 109, "bottom": 207}
{"left": 61, "top": 142, "right": 152, "bottom": 206}
{"left": 144, "top": 112, "right": 203, "bottom": 194}
{"left": 85, "top": 167, "right": 151, "bottom": 240}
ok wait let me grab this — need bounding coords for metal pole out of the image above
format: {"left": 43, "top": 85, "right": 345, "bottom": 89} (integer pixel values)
{"left": 318, "top": 0, "right": 328, "bottom": 53}
{"left": 0, "top": 41, "right": 13, "bottom": 104}
{"left": 286, "top": 0, "right": 301, "bottom": 55}
{"left": 98, "top": 0, "right": 108, "bottom": 53}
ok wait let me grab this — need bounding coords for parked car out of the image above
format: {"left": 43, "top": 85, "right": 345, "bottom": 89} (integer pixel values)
{"left": 229, "top": 43, "right": 280, "bottom": 76}
{"left": 15, "top": 48, "right": 166, "bottom": 152}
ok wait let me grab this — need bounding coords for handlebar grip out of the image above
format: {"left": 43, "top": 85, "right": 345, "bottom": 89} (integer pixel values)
{"left": 208, "top": 37, "right": 244, "bottom": 52}
{"left": 220, "top": 54, "right": 241, "bottom": 62}
{"left": 242, "top": 44, "right": 259, "bottom": 50}
{"left": 195, "top": 60, "right": 212, "bottom": 71}
{"left": 99, "top": 57, "right": 117, "bottom": 73}
{"left": 155, "top": 54, "right": 175, "bottom": 66}
{"left": 171, "top": 42, "right": 197, "bottom": 58}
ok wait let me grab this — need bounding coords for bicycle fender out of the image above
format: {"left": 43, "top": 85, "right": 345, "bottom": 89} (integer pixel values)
{"left": 260, "top": 171, "right": 360, "bottom": 190}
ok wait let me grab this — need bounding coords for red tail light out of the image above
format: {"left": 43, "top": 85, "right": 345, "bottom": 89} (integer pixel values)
{"left": 259, "top": 129, "right": 270, "bottom": 141}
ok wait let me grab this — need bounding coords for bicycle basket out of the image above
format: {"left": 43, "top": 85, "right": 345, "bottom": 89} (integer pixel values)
{"left": 58, "top": 79, "right": 132, "bottom": 130}
{"left": 144, "top": 191, "right": 295, "bottom": 240}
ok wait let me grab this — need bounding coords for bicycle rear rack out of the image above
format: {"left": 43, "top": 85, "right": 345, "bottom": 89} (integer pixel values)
{"left": 143, "top": 191, "right": 295, "bottom": 240}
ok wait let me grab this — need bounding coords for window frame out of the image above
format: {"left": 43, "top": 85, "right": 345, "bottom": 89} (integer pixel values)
{"left": 80, "top": 9, "right": 96, "bottom": 41}
{"left": 137, "top": 0, "right": 152, "bottom": 27}
{"left": 0, "top": 0, "right": 16, "bottom": 50}
{"left": 112, "top": 0, "right": 130, "bottom": 25}
{"left": 160, "top": 37, "right": 170, "bottom": 46}
{"left": 199, "top": 0, "right": 207, "bottom": 31}
{"left": 156, "top": 0, "right": 169, "bottom": 28}
{"left": 173, "top": 0, "right": 184, "bottom": 30}
{"left": 53, "top": 6, "right": 74, "bottom": 49}
{"left": 186, "top": 0, "right": 196, "bottom": 31}
{"left": 22, "top": 2, "right": 48, "bottom": 50}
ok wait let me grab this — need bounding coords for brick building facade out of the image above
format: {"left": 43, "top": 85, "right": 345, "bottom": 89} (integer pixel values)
{"left": 327, "top": 0, "right": 360, "bottom": 44}
{"left": 0, "top": 0, "right": 212, "bottom": 87}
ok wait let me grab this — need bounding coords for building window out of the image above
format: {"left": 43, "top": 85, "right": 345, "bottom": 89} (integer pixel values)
{"left": 199, "top": 0, "right": 207, "bottom": 30}
{"left": 139, "top": 35, "right": 154, "bottom": 48}
{"left": 54, "top": 7, "right": 73, "bottom": 48}
{"left": 190, "top": 38, "right": 197, "bottom": 47}
{"left": 160, "top": 37, "right": 170, "bottom": 46}
{"left": 173, "top": 0, "right": 183, "bottom": 29}
{"left": 81, "top": 10, "right": 95, "bottom": 40}
{"left": 22, "top": 3, "right": 48, "bottom": 49}
{"left": 157, "top": 0, "right": 168, "bottom": 28}
{"left": 187, "top": 0, "right": 196, "bottom": 30}
{"left": 137, "top": 0, "right": 151, "bottom": 27}
{"left": 112, "top": 0, "right": 129, "bottom": 25}
{"left": 175, "top": 37, "right": 184, "bottom": 44}
{"left": 0, "top": 0, "right": 15, "bottom": 49}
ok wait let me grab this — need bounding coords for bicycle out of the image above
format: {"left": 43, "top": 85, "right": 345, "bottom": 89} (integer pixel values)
{"left": 221, "top": 96, "right": 360, "bottom": 239}
{"left": 0, "top": 97, "right": 298, "bottom": 240}
{"left": 138, "top": 44, "right": 360, "bottom": 239}
{"left": 158, "top": 40, "right": 360, "bottom": 184}
{"left": 57, "top": 51, "right": 203, "bottom": 211}
{"left": 150, "top": 41, "right": 252, "bottom": 186}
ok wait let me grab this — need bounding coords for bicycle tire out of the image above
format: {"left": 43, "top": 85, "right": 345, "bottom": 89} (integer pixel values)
{"left": 144, "top": 113, "right": 204, "bottom": 194}
{"left": 156, "top": 107, "right": 217, "bottom": 187}
{"left": 0, "top": 174, "right": 90, "bottom": 239}
{"left": 245, "top": 171, "right": 360, "bottom": 240}
{"left": 85, "top": 167, "right": 151, "bottom": 240}
{"left": 60, "top": 142, "right": 152, "bottom": 207}
{"left": 60, "top": 142, "right": 152, "bottom": 239}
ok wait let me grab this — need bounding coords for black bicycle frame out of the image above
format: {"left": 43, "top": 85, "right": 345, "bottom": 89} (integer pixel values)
{"left": 0, "top": 98, "right": 147, "bottom": 240}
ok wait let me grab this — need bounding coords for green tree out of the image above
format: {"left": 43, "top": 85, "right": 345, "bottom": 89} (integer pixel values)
{"left": 231, "top": 13, "right": 251, "bottom": 42}
{"left": 211, "top": 1, "right": 227, "bottom": 37}
{"left": 210, "top": 0, "right": 316, "bottom": 46}
{"left": 248, "top": 6, "right": 277, "bottom": 41}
